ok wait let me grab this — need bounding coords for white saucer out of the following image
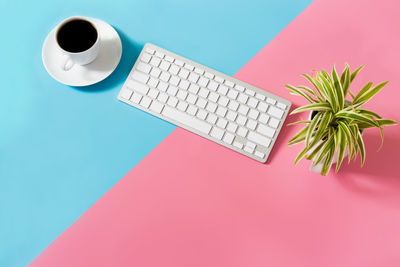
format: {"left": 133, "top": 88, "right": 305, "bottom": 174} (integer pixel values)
{"left": 42, "top": 17, "right": 122, "bottom": 86}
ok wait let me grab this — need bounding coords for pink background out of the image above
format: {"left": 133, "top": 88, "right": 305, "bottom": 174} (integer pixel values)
{"left": 31, "top": 0, "right": 400, "bottom": 266}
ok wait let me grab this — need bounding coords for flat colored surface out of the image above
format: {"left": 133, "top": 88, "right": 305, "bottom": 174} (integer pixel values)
{"left": 31, "top": 0, "right": 400, "bottom": 266}
{"left": 0, "top": 0, "right": 312, "bottom": 266}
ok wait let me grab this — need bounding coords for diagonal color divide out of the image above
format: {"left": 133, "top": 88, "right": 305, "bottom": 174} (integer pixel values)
{"left": 31, "top": 0, "right": 400, "bottom": 266}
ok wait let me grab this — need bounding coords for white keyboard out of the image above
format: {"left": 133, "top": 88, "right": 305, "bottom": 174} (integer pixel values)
{"left": 118, "top": 43, "right": 291, "bottom": 162}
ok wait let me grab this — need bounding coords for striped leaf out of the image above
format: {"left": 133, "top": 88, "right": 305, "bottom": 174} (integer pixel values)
{"left": 301, "top": 73, "right": 328, "bottom": 100}
{"left": 350, "top": 64, "right": 365, "bottom": 82}
{"left": 335, "top": 110, "right": 379, "bottom": 127}
{"left": 313, "top": 133, "right": 335, "bottom": 166}
{"left": 305, "top": 112, "right": 322, "bottom": 147}
{"left": 290, "top": 103, "right": 332, "bottom": 115}
{"left": 286, "top": 84, "right": 317, "bottom": 103}
{"left": 332, "top": 65, "right": 345, "bottom": 109}
{"left": 335, "top": 125, "right": 347, "bottom": 172}
{"left": 321, "top": 146, "right": 335, "bottom": 176}
{"left": 318, "top": 72, "right": 337, "bottom": 112}
{"left": 288, "top": 126, "right": 309, "bottom": 146}
{"left": 353, "top": 81, "right": 388, "bottom": 105}
{"left": 307, "top": 111, "right": 332, "bottom": 150}
{"left": 340, "top": 64, "right": 351, "bottom": 98}
{"left": 287, "top": 120, "right": 311, "bottom": 126}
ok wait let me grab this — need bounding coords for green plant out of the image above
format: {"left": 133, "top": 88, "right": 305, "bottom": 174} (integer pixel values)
{"left": 285, "top": 64, "right": 397, "bottom": 175}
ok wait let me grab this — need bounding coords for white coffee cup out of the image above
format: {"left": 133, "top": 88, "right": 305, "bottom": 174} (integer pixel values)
{"left": 55, "top": 16, "right": 101, "bottom": 71}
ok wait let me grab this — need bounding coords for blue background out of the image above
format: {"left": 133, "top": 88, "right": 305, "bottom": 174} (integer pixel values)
{"left": 0, "top": 0, "right": 312, "bottom": 266}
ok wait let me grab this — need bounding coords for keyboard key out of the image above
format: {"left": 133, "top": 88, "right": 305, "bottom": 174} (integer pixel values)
{"left": 177, "top": 90, "right": 188, "bottom": 100}
{"left": 223, "top": 132, "right": 234, "bottom": 144}
{"left": 237, "top": 93, "right": 248, "bottom": 104}
{"left": 197, "top": 109, "right": 207, "bottom": 120}
{"left": 175, "top": 59, "right": 184, "bottom": 66}
{"left": 248, "top": 109, "right": 259, "bottom": 120}
{"left": 169, "top": 64, "right": 180, "bottom": 75}
{"left": 198, "top": 77, "right": 209, "bottom": 87}
{"left": 167, "top": 86, "right": 178, "bottom": 96}
{"left": 141, "top": 53, "right": 152, "bottom": 63}
{"left": 245, "top": 89, "right": 256, "bottom": 96}
{"left": 246, "top": 119, "right": 257, "bottom": 131}
{"left": 140, "top": 96, "right": 152, "bottom": 108}
{"left": 148, "top": 88, "right": 159, "bottom": 99}
{"left": 268, "top": 106, "right": 284, "bottom": 119}
{"left": 210, "top": 127, "right": 224, "bottom": 140}
{"left": 246, "top": 141, "right": 256, "bottom": 149}
{"left": 150, "top": 57, "right": 161, "bottom": 67}
{"left": 155, "top": 51, "right": 164, "bottom": 58}
{"left": 169, "top": 76, "right": 180, "bottom": 86}
{"left": 218, "top": 96, "right": 229, "bottom": 107}
{"left": 236, "top": 115, "right": 247, "bottom": 126}
{"left": 238, "top": 105, "right": 249, "bottom": 115}
{"left": 266, "top": 98, "right": 276, "bottom": 105}
{"left": 204, "top": 71, "right": 214, "bottom": 79}
{"left": 126, "top": 80, "right": 149, "bottom": 95}
{"left": 257, "top": 124, "right": 275, "bottom": 138}
{"left": 206, "top": 102, "right": 217, "bottom": 113}
{"left": 184, "top": 63, "right": 194, "bottom": 71}
{"left": 157, "top": 81, "right": 168, "bottom": 92}
{"left": 208, "top": 91, "right": 219, "bottom": 102}
{"left": 218, "top": 85, "right": 229, "bottom": 95}
{"left": 277, "top": 102, "right": 287, "bottom": 109}
{"left": 255, "top": 151, "right": 265, "bottom": 158}
{"left": 137, "top": 62, "right": 152, "bottom": 74}
{"left": 196, "top": 98, "right": 207, "bottom": 109}
{"left": 186, "top": 94, "right": 198, "bottom": 104}
{"left": 206, "top": 113, "right": 218, "bottom": 124}
{"left": 194, "top": 67, "right": 204, "bottom": 75}
{"left": 188, "top": 84, "right": 200, "bottom": 94}
{"left": 235, "top": 84, "right": 245, "bottom": 92}
{"left": 199, "top": 88, "right": 209, "bottom": 98}
{"left": 160, "top": 72, "right": 171, "bottom": 82}
{"left": 248, "top": 97, "right": 258, "bottom": 108}
{"left": 259, "top": 114, "right": 269, "bottom": 124}
{"left": 178, "top": 68, "right": 190, "bottom": 79}
{"left": 214, "top": 76, "right": 224, "bottom": 83}
{"left": 131, "top": 93, "right": 142, "bottom": 104}
{"left": 167, "top": 96, "right": 178, "bottom": 107}
{"left": 216, "top": 118, "right": 228, "bottom": 129}
{"left": 149, "top": 101, "right": 164, "bottom": 113}
{"left": 188, "top": 72, "right": 199, "bottom": 83}
{"left": 237, "top": 127, "right": 248, "bottom": 137}
{"left": 178, "top": 80, "right": 190, "bottom": 90}
{"left": 187, "top": 105, "right": 198, "bottom": 116}
{"left": 131, "top": 71, "right": 149, "bottom": 84}
{"left": 159, "top": 61, "right": 170, "bottom": 71}
{"left": 255, "top": 93, "right": 265, "bottom": 101}
{"left": 244, "top": 146, "right": 255, "bottom": 154}
{"left": 226, "top": 110, "right": 237, "bottom": 121}
{"left": 269, "top": 117, "right": 280, "bottom": 128}
{"left": 228, "top": 100, "right": 239, "bottom": 111}
{"left": 216, "top": 106, "right": 227, "bottom": 117}
{"left": 165, "top": 55, "right": 174, "bottom": 62}
{"left": 233, "top": 141, "right": 244, "bottom": 149}
{"left": 150, "top": 68, "right": 161, "bottom": 78}
{"left": 208, "top": 81, "right": 219, "bottom": 91}
{"left": 158, "top": 92, "right": 169, "bottom": 103}
{"left": 257, "top": 102, "right": 268, "bottom": 113}
{"left": 120, "top": 89, "right": 132, "bottom": 99}
{"left": 177, "top": 101, "right": 188, "bottom": 111}
{"left": 162, "top": 105, "right": 211, "bottom": 134}
{"left": 148, "top": 77, "right": 159, "bottom": 88}
{"left": 227, "top": 89, "right": 238, "bottom": 99}
{"left": 248, "top": 131, "right": 271, "bottom": 147}
{"left": 224, "top": 80, "right": 234, "bottom": 87}
{"left": 145, "top": 47, "right": 155, "bottom": 54}
{"left": 227, "top": 122, "right": 238, "bottom": 133}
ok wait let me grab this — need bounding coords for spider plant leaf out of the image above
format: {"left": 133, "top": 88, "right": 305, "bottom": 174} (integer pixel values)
{"left": 340, "top": 64, "right": 351, "bottom": 98}
{"left": 288, "top": 126, "right": 309, "bottom": 146}
{"left": 335, "top": 125, "right": 347, "bottom": 172}
{"left": 290, "top": 102, "right": 332, "bottom": 115}
{"left": 297, "top": 86, "right": 324, "bottom": 102}
{"left": 305, "top": 140, "right": 325, "bottom": 160}
{"left": 337, "top": 121, "right": 355, "bottom": 162}
{"left": 313, "top": 133, "right": 335, "bottom": 166}
{"left": 332, "top": 65, "right": 345, "bottom": 109}
{"left": 294, "top": 146, "right": 312, "bottom": 165}
{"left": 358, "top": 109, "right": 382, "bottom": 119}
{"left": 350, "top": 64, "right": 365, "bottom": 82}
{"left": 335, "top": 110, "right": 379, "bottom": 127}
{"left": 321, "top": 147, "right": 335, "bottom": 176}
{"left": 318, "top": 72, "right": 337, "bottom": 112}
{"left": 352, "top": 82, "right": 372, "bottom": 103}
{"left": 307, "top": 111, "right": 333, "bottom": 150}
{"left": 305, "top": 112, "right": 322, "bottom": 147}
{"left": 287, "top": 120, "right": 311, "bottom": 126}
{"left": 349, "top": 125, "right": 360, "bottom": 161}
{"left": 357, "top": 119, "right": 397, "bottom": 129}
{"left": 356, "top": 129, "right": 366, "bottom": 166}
{"left": 301, "top": 74, "right": 327, "bottom": 100}
{"left": 286, "top": 84, "right": 317, "bottom": 103}
{"left": 353, "top": 81, "right": 389, "bottom": 105}
{"left": 349, "top": 91, "right": 355, "bottom": 99}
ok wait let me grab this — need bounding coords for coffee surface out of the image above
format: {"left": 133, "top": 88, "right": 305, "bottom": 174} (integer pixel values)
{"left": 57, "top": 19, "right": 97, "bottom": 53}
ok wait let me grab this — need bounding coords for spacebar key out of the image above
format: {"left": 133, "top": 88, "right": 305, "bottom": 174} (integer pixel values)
{"left": 162, "top": 106, "right": 212, "bottom": 135}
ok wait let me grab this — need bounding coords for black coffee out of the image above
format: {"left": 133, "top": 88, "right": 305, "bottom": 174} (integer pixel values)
{"left": 56, "top": 19, "right": 98, "bottom": 53}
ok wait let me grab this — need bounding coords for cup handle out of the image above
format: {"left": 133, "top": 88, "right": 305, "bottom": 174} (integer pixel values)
{"left": 61, "top": 56, "right": 75, "bottom": 71}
